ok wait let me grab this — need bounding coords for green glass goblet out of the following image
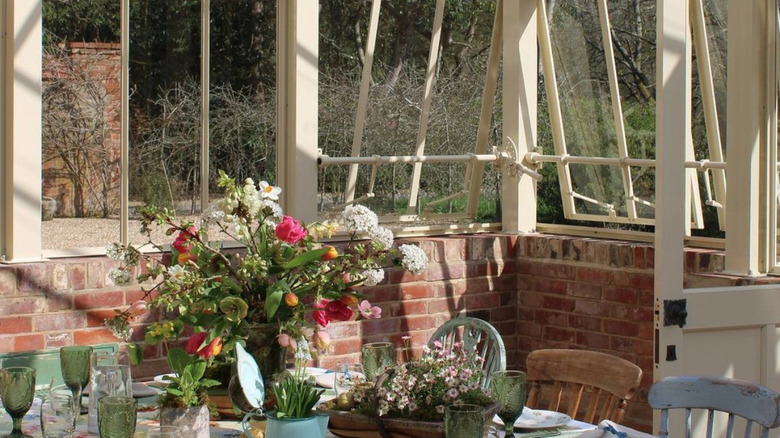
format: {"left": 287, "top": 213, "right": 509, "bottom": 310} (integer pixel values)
{"left": 98, "top": 395, "right": 137, "bottom": 438}
{"left": 490, "top": 370, "right": 527, "bottom": 438}
{"left": 59, "top": 345, "right": 93, "bottom": 415}
{"left": 445, "top": 404, "right": 484, "bottom": 438}
{"left": 361, "top": 342, "right": 396, "bottom": 382}
{"left": 0, "top": 366, "right": 37, "bottom": 438}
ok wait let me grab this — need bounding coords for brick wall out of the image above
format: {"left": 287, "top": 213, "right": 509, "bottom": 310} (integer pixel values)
{"left": 1, "top": 233, "right": 768, "bottom": 432}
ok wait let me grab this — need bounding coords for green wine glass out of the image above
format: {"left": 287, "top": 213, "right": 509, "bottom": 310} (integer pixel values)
{"left": 59, "top": 345, "right": 93, "bottom": 414}
{"left": 490, "top": 370, "right": 527, "bottom": 438}
{"left": 0, "top": 366, "right": 37, "bottom": 438}
{"left": 98, "top": 396, "right": 137, "bottom": 438}
{"left": 361, "top": 342, "right": 396, "bottom": 382}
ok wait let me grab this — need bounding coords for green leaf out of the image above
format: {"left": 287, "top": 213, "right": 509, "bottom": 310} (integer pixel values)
{"left": 166, "top": 388, "right": 184, "bottom": 396}
{"left": 127, "top": 343, "right": 143, "bottom": 367}
{"left": 168, "top": 348, "right": 190, "bottom": 375}
{"left": 266, "top": 289, "right": 283, "bottom": 319}
{"left": 188, "top": 360, "right": 207, "bottom": 381}
{"left": 283, "top": 247, "right": 329, "bottom": 269}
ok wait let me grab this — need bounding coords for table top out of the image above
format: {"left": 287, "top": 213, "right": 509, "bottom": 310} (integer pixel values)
{"left": 0, "top": 389, "right": 595, "bottom": 438}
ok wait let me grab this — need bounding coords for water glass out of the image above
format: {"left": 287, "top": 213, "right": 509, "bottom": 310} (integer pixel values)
{"left": 490, "top": 370, "right": 527, "bottom": 438}
{"left": 334, "top": 362, "right": 364, "bottom": 395}
{"left": 140, "top": 426, "right": 185, "bottom": 438}
{"left": 59, "top": 345, "right": 93, "bottom": 414}
{"left": 40, "top": 391, "right": 77, "bottom": 438}
{"left": 361, "top": 342, "right": 396, "bottom": 382}
{"left": 88, "top": 351, "right": 132, "bottom": 434}
{"left": 445, "top": 404, "right": 484, "bottom": 438}
{"left": 0, "top": 366, "right": 36, "bottom": 438}
{"left": 98, "top": 395, "right": 137, "bottom": 438}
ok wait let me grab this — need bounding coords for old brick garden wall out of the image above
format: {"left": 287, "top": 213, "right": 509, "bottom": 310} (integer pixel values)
{"left": 1, "top": 233, "right": 762, "bottom": 431}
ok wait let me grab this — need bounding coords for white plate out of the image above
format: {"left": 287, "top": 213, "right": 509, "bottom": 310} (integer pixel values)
{"left": 287, "top": 366, "right": 330, "bottom": 376}
{"left": 493, "top": 407, "right": 572, "bottom": 430}
{"left": 152, "top": 373, "right": 177, "bottom": 386}
{"left": 313, "top": 371, "right": 365, "bottom": 389}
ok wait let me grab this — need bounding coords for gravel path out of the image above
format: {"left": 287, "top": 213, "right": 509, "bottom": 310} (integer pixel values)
{"left": 42, "top": 217, "right": 202, "bottom": 250}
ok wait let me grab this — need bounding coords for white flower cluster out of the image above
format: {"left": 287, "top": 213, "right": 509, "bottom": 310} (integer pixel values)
{"left": 342, "top": 205, "right": 378, "bottom": 233}
{"left": 212, "top": 178, "right": 284, "bottom": 237}
{"left": 367, "top": 225, "right": 394, "bottom": 249}
{"left": 294, "top": 338, "right": 313, "bottom": 362}
{"left": 399, "top": 244, "right": 428, "bottom": 275}
{"left": 107, "top": 267, "right": 131, "bottom": 285}
{"left": 360, "top": 268, "right": 385, "bottom": 287}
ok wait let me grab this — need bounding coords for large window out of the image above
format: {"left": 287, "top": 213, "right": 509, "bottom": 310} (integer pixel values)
{"left": 317, "top": 0, "right": 503, "bottom": 230}
{"left": 536, "top": 0, "right": 727, "bottom": 239}
{"left": 40, "top": 0, "right": 278, "bottom": 252}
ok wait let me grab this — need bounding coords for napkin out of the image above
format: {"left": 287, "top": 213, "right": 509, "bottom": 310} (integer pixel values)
{"left": 576, "top": 420, "right": 657, "bottom": 438}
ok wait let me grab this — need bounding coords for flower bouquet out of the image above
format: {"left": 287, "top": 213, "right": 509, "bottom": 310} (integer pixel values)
{"left": 105, "top": 170, "right": 428, "bottom": 411}
{"left": 319, "top": 342, "right": 498, "bottom": 438}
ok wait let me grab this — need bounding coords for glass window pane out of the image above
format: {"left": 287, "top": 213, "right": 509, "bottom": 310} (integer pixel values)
{"left": 42, "top": 0, "right": 121, "bottom": 250}
{"left": 317, "top": 0, "right": 501, "bottom": 225}
{"left": 128, "top": 0, "right": 202, "bottom": 246}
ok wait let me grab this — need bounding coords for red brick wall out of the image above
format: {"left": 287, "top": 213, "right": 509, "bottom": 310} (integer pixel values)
{"left": 1, "top": 233, "right": 768, "bottom": 432}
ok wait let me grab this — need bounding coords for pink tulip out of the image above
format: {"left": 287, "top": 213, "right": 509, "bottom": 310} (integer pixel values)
{"left": 313, "top": 331, "right": 331, "bottom": 350}
{"left": 127, "top": 300, "right": 148, "bottom": 316}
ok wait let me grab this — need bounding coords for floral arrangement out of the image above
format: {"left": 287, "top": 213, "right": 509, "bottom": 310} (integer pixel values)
{"left": 104, "top": 171, "right": 429, "bottom": 401}
{"left": 157, "top": 346, "right": 221, "bottom": 408}
{"left": 339, "top": 341, "right": 493, "bottom": 422}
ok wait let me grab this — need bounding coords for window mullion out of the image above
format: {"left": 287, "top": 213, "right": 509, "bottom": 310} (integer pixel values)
{"left": 691, "top": 0, "right": 727, "bottom": 229}
{"left": 597, "top": 0, "right": 637, "bottom": 221}
{"left": 466, "top": 0, "right": 503, "bottom": 218}
{"left": 120, "top": 0, "right": 130, "bottom": 245}
{"left": 406, "top": 0, "right": 446, "bottom": 215}
{"left": 537, "top": 0, "right": 576, "bottom": 221}
{"left": 200, "top": 0, "right": 210, "bottom": 211}
{"left": 344, "top": 0, "right": 382, "bottom": 205}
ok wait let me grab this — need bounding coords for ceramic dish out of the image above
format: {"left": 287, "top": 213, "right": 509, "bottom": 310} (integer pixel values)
{"left": 313, "top": 371, "right": 365, "bottom": 388}
{"left": 82, "top": 382, "right": 160, "bottom": 398}
{"left": 493, "top": 407, "right": 572, "bottom": 430}
{"left": 152, "top": 373, "right": 178, "bottom": 386}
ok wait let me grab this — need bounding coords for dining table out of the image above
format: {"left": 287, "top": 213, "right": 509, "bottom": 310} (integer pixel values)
{"left": 0, "top": 375, "right": 599, "bottom": 438}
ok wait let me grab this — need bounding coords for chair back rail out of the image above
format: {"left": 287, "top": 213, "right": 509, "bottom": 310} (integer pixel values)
{"left": 648, "top": 376, "right": 780, "bottom": 438}
{"left": 526, "top": 349, "right": 642, "bottom": 424}
{"left": 427, "top": 317, "right": 506, "bottom": 388}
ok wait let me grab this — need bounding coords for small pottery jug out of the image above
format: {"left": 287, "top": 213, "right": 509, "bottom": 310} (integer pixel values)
{"left": 242, "top": 410, "right": 329, "bottom": 438}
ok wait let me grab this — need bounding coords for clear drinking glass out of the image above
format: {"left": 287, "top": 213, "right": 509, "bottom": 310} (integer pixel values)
{"left": 361, "top": 342, "right": 396, "bottom": 382}
{"left": 88, "top": 351, "right": 132, "bottom": 434}
{"left": 40, "top": 391, "right": 77, "bottom": 438}
{"left": 490, "top": 370, "right": 527, "bottom": 438}
{"left": 0, "top": 366, "right": 37, "bottom": 438}
{"left": 445, "top": 404, "right": 484, "bottom": 438}
{"left": 334, "top": 362, "right": 364, "bottom": 395}
{"left": 141, "top": 426, "right": 184, "bottom": 438}
{"left": 98, "top": 395, "right": 137, "bottom": 438}
{"left": 59, "top": 345, "right": 93, "bottom": 414}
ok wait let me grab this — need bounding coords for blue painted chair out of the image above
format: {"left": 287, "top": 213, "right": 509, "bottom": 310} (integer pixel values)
{"left": 427, "top": 317, "right": 506, "bottom": 388}
{"left": 649, "top": 376, "right": 780, "bottom": 438}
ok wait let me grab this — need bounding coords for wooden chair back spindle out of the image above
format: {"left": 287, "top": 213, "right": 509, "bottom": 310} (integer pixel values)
{"left": 525, "top": 349, "right": 642, "bottom": 424}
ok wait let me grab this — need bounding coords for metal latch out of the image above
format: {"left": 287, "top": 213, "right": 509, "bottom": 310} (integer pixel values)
{"left": 663, "top": 299, "right": 687, "bottom": 328}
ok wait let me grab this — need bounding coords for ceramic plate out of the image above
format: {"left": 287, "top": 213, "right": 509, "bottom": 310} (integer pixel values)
{"left": 493, "top": 408, "right": 572, "bottom": 430}
{"left": 286, "top": 366, "right": 329, "bottom": 376}
{"left": 313, "top": 371, "right": 365, "bottom": 388}
{"left": 82, "top": 382, "right": 159, "bottom": 399}
{"left": 152, "top": 373, "right": 177, "bottom": 386}
{"left": 236, "top": 342, "right": 265, "bottom": 409}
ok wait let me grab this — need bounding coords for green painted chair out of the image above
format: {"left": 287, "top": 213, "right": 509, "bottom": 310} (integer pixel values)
{"left": 0, "top": 343, "right": 118, "bottom": 389}
{"left": 427, "top": 317, "right": 506, "bottom": 388}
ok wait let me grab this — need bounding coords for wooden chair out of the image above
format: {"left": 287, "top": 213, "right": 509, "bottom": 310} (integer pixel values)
{"left": 427, "top": 317, "right": 506, "bottom": 388}
{"left": 648, "top": 376, "right": 780, "bottom": 438}
{"left": 525, "top": 349, "right": 642, "bottom": 424}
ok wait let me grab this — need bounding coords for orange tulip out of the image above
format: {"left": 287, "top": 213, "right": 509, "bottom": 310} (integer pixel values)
{"left": 321, "top": 246, "right": 338, "bottom": 261}
{"left": 285, "top": 293, "right": 299, "bottom": 307}
{"left": 340, "top": 294, "right": 358, "bottom": 307}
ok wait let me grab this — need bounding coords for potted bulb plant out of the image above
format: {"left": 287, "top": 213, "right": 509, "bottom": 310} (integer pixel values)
{"left": 158, "top": 345, "right": 221, "bottom": 438}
